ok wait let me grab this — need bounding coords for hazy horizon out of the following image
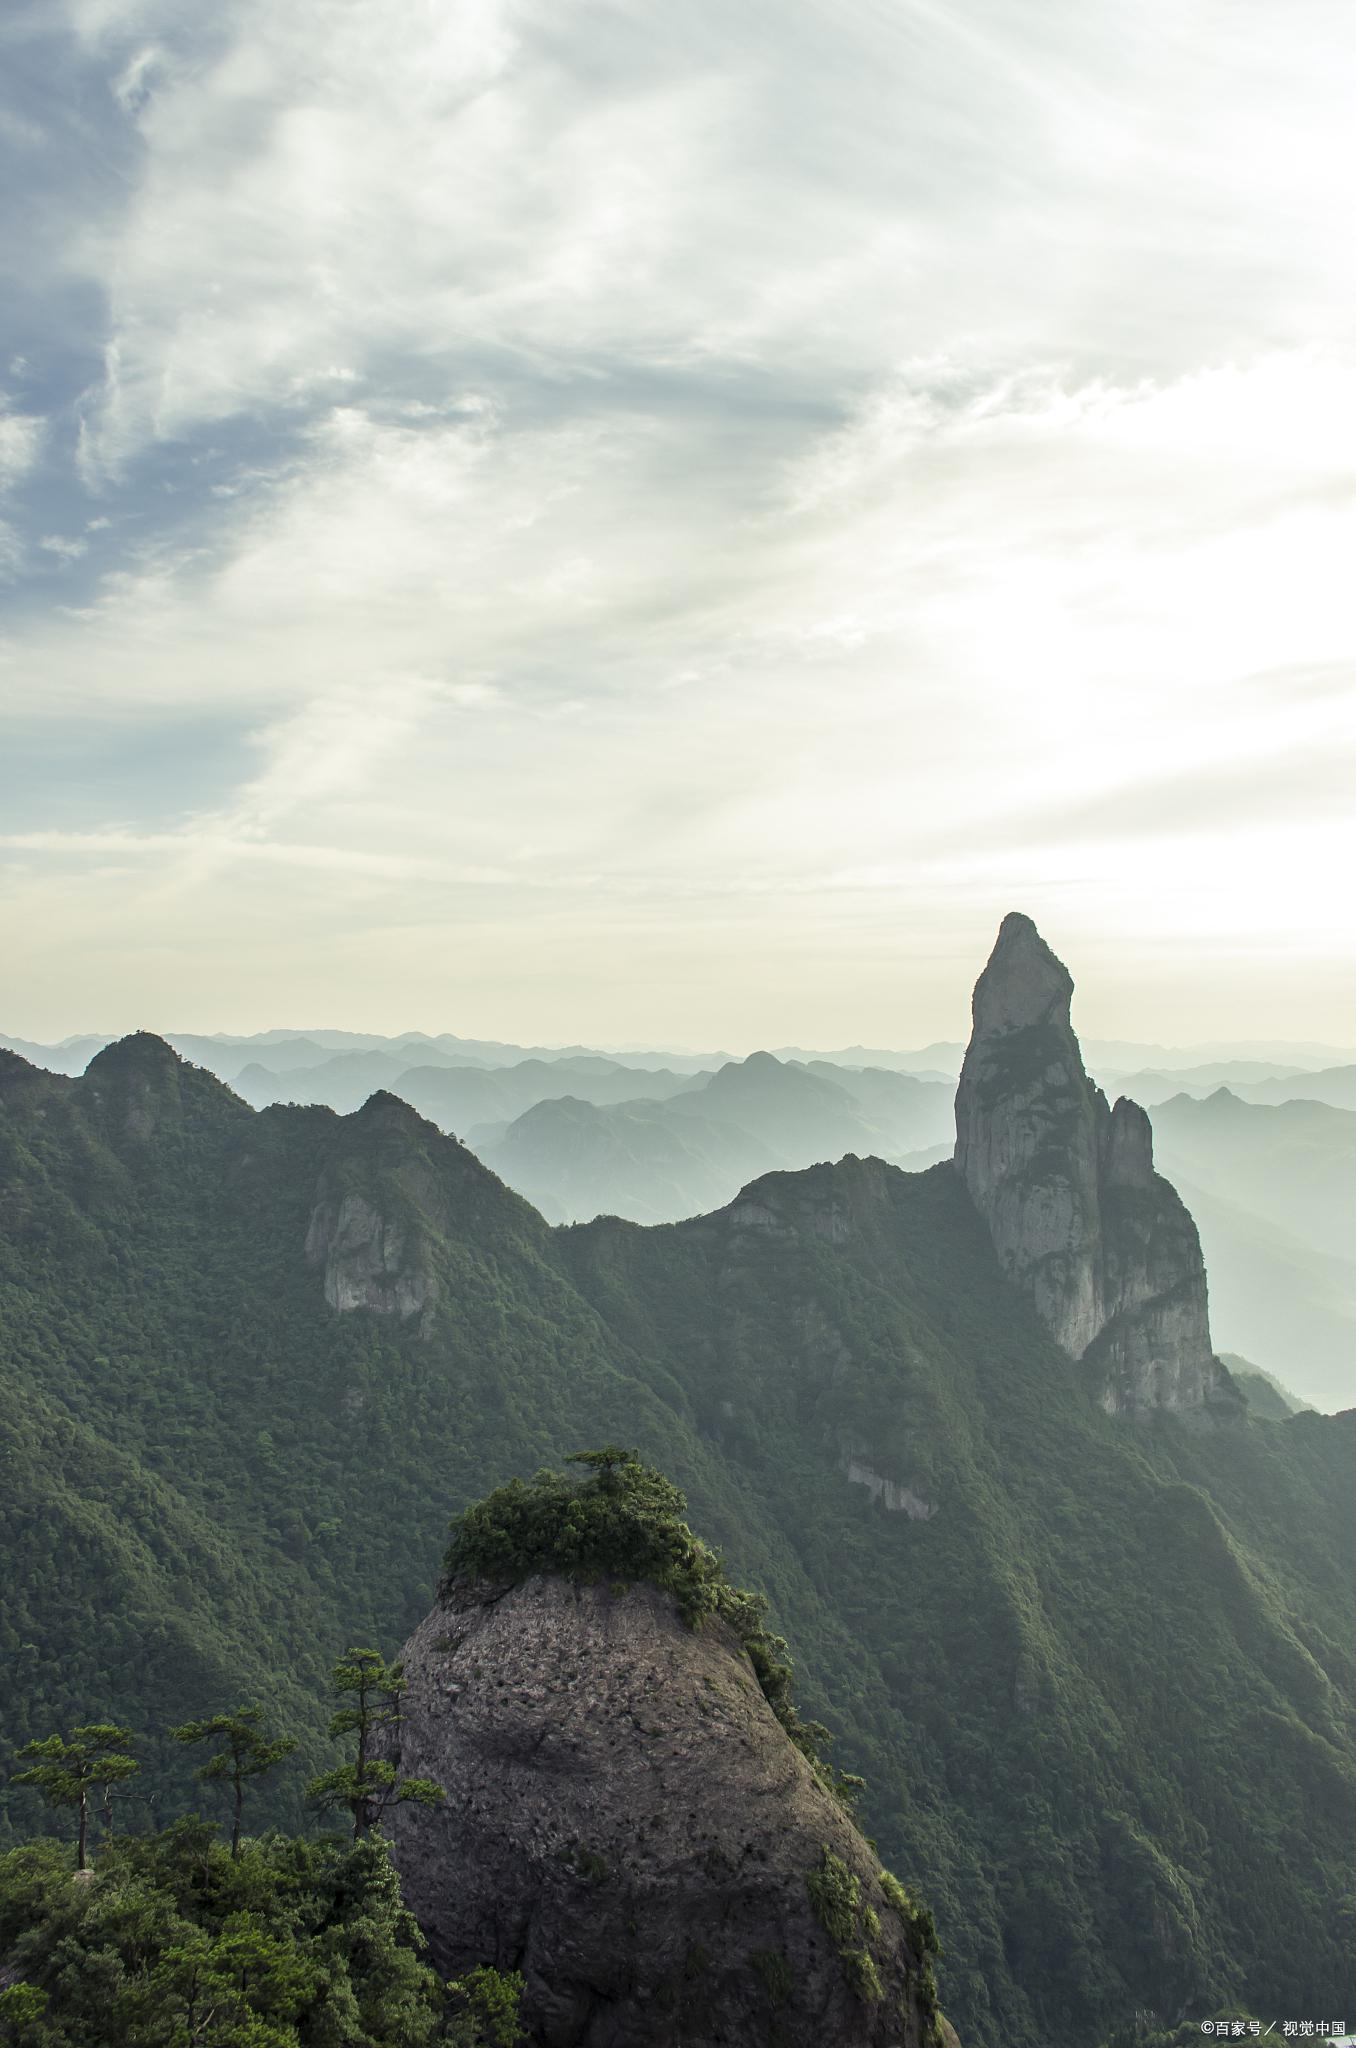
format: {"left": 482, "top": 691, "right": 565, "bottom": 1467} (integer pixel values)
{"left": 5, "top": 917, "right": 1356, "bottom": 1057}
{"left": 7, "top": 1003, "right": 1356, "bottom": 1070}
{"left": 3, "top": 2, "right": 1355, "bottom": 1045}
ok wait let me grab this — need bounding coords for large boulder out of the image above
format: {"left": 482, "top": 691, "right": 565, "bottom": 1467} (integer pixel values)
{"left": 384, "top": 1572, "right": 947, "bottom": 2047}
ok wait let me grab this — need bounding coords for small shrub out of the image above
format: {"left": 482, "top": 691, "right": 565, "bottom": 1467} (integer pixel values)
{"left": 806, "top": 1846, "right": 860, "bottom": 1946}
{"left": 842, "top": 1946, "right": 885, "bottom": 2003}
{"left": 911, "top": 1900, "right": 942, "bottom": 1959}
{"left": 445, "top": 1964, "right": 527, "bottom": 2046}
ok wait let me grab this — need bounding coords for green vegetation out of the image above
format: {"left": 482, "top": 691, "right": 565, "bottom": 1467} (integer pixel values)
{"left": 877, "top": 1865, "right": 943, "bottom": 2024}
{"left": 806, "top": 1848, "right": 860, "bottom": 1946}
{"left": 442, "top": 1967, "right": 526, "bottom": 2047}
{"left": 0, "top": 1668, "right": 514, "bottom": 2046}
{"left": 171, "top": 1706, "right": 295, "bottom": 1859}
{"left": 444, "top": 1447, "right": 718, "bottom": 1614}
{"left": 840, "top": 1946, "right": 885, "bottom": 2003}
{"left": 805, "top": 1847, "right": 896, "bottom": 2006}
{"left": 12, "top": 1728, "right": 138, "bottom": 1874}
{"left": 1096, "top": 2016, "right": 1262, "bottom": 2048}
{"left": 305, "top": 1651, "right": 443, "bottom": 1840}
{"left": 0, "top": 1824, "right": 523, "bottom": 2047}
{"left": 5, "top": 1039, "right": 1356, "bottom": 2046}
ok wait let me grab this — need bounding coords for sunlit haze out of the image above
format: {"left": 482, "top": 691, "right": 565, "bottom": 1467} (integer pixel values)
{"left": 2, "top": 0, "right": 1354, "bottom": 1047}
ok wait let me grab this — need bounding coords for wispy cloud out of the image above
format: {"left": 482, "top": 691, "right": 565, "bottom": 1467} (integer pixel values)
{"left": 0, "top": 406, "right": 44, "bottom": 580}
{"left": 0, "top": 0, "right": 1354, "bottom": 1042}
{"left": 0, "top": 409, "right": 42, "bottom": 488}
{"left": 0, "top": 826, "right": 432, "bottom": 877}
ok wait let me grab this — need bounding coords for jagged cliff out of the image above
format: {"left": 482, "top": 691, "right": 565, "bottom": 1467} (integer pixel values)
{"left": 385, "top": 1572, "right": 951, "bottom": 2048}
{"left": 954, "top": 912, "right": 1237, "bottom": 1414}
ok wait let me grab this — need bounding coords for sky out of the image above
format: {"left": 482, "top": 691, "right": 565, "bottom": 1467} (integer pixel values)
{"left": 2, "top": 0, "right": 1355, "bottom": 1051}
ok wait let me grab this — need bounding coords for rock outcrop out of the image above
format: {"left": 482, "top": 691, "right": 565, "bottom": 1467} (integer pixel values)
{"left": 844, "top": 1456, "right": 935, "bottom": 1520}
{"left": 302, "top": 1093, "right": 455, "bottom": 1324}
{"left": 303, "top": 1188, "right": 434, "bottom": 1318}
{"left": 954, "top": 913, "right": 1237, "bottom": 1415}
{"left": 384, "top": 1574, "right": 948, "bottom": 2047}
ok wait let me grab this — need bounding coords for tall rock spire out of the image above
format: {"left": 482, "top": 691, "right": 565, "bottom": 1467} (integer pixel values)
{"left": 954, "top": 913, "right": 1237, "bottom": 1416}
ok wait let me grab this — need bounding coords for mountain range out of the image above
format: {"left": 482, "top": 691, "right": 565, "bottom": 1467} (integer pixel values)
{"left": 3, "top": 917, "right": 1356, "bottom": 2046}
{"left": 7, "top": 1024, "right": 1351, "bottom": 1409}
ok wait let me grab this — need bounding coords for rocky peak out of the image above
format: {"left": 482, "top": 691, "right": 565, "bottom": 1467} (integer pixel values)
{"left": 384, "top": 1573, "right": 951, "bottom": 2047}
{"left": 969, "top": 911, "right": 1075, "bottom": 1035}
{"left": 1103, "top": 1096, "right": 1154, "bottom": 1189}
{"left": 78, "top": 1032, "right": 243, "bottom": 1146}
{"left": 954, "top": 916, "right": 1238, "bottom": 1417}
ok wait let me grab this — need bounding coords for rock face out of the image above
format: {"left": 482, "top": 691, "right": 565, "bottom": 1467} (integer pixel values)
{"left": 302, "top": 1093, "right": 452, "bottom": 1324}
{"left": 384, "top": 1575, "right": 946, "bottom": 2048}
{"left": 844, "top": 1457, "right": 935, "bottom": 1520}
{"left": 303, "top": 1189, "right": 433, "bottom": 1318}
{"left": 954, "top": 914, "right": 1236, "bottom": 1416}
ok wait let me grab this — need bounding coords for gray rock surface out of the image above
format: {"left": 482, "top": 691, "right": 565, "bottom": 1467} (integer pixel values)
{"left": 304, "top": 1188, "right": 433, "bottom": 1318}
{"left": 384, "top": 1574, "right": 946, "bottom": 2047}
{"left": 954, "top": 914, "right": 1237, "bottom": 1416}
{"left": 302, "top": 1092, "right": 451, "bottom": 1324}
{"left": 844, "top": 1457, "right": 935, "bottom": 1520}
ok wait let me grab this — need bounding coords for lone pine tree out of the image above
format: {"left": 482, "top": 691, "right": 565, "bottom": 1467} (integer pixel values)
{"left": 306, "top": 1648, "right": 443, "bottom": 1839}
{"left": 170, "top": 1705, "right": 297, "bottom": 1859}
{"left": 12, "top": 1726, "right": 138, "bottom": 1873}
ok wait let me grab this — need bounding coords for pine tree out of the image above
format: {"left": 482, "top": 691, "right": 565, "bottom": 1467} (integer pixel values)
{"left": 306, "top": 1647, "right": 443, "bottom": 1839}
{"left": 12, "top": 1725, "right": 138, "bottom": 1871}
{"left": 170, "top": 1704, "right": 297, "bottom": 1858}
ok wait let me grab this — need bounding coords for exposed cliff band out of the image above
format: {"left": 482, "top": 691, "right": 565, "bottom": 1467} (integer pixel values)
{"left": 954, "top": 913, "right": 1237, "bottom": 1415}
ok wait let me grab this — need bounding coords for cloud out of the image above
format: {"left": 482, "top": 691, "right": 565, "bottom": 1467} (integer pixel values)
{"left": 54, "top": 0, "right": 1356, "bottom": 470}
{"left": 0, "top": 825, "right": 432, "bottom": 878}
{"left": 0, "top": 407, "right": 43, "bottom": 579}
{"left": 38, "top": 532, "right": 88, "bottom": 561}
{"left": 1, "top": 0, "right": 1355, "bottom": 1042}
{"left": 5, "top": 344, "right": 1356, "bottom": 1042}
{"left": 0, "top": 409, "right": 42, "bottom": 488}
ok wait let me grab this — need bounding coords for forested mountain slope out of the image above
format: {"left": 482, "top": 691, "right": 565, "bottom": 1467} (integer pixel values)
{"left": 3, "top": 964, "right": 1356, "bottom": 2048}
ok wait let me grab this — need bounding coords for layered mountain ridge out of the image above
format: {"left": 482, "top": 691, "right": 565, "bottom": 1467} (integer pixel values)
{"left": 9, "top": 994, "right": 1353, "bottom": 1407}
{"left": 3, "top": 918, "right": 1356, "bottom": 2048}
